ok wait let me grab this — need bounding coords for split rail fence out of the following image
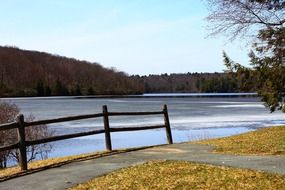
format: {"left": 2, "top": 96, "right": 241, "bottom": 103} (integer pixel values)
{"left": 0, "top": 105, "right": 173, "bottom": 171}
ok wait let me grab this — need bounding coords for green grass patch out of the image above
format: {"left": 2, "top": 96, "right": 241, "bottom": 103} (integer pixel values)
{"left": 70, "top": 160, "right": 285, "bottom": 190}
{"left": 196, "top": 126, "right": 285, "bottom": 155}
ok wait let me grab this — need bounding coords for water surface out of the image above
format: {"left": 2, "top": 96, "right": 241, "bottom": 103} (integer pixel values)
{"left": 3, "top": 94, "right": 285, "bottom": 158}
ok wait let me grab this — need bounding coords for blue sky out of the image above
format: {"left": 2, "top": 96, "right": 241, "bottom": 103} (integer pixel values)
{"left": 0, "top": 0, "right": 250, "bottom": 75}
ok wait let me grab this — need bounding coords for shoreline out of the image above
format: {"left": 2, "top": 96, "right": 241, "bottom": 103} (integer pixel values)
{"left": 48, "top": 126, "right": 256, "bottom": 159}
{"left": 1, "top": 92, "right": 258, "bottom": 100}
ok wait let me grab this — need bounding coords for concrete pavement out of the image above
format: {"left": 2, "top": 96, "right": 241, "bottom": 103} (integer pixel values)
{"left": 0, "top": 143, "right": 284, "bottom": 190}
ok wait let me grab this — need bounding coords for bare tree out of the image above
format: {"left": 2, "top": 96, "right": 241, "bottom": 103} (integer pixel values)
{"left": 0, "top": 101, "right": 53, "bottom": 168}
{"left": 206, "top": 0, "right": 285, "bottom": 40}
{"left": 205, "top": 0, "right": 285, "bottom": 112}
{"left": 0, "top": 101, "right": 18, "bottom": 168}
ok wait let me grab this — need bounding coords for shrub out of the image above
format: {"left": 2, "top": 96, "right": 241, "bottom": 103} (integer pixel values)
{"left": 0, "top": 101, "right": 53, "bottom": 168}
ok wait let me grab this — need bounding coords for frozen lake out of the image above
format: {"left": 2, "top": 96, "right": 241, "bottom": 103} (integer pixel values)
{"left": 3, "top": 94, "right": 285, "bottom": 158}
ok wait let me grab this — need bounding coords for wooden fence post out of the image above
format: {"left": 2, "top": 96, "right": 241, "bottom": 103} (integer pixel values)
{"left": 102, "top": 105, "right": 112, "bottom": 151}
{"left": 163, "top": 105, "right": 173, "bottom": 144}
{"left": 16, "top": 114, "right": 28, "bottom": 171}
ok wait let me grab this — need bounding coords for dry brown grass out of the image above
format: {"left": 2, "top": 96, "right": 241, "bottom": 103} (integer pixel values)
{"left": 195, "top": 126, "right": 285, "bottom": 155}
{"left": 70, "top": 160, "right": 285, "bottom": 190}
{"left": 0, "top": 147, "right": 147, "bottom": 182}
{"left": 0, "top": 151, "right": 109, "bottom": 181}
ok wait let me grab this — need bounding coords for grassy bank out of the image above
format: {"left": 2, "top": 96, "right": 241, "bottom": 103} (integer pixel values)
{"left": 69, "top": 125, "right": 285, "bottom": 190}
{"left": 70, "top": 160, "right": 285, "bottom": 190}
{"left": 2, "top": 125, "right": 285, "bottom": 189}
{"left": 195, "top": 126, "right": 285, "bottom": 155}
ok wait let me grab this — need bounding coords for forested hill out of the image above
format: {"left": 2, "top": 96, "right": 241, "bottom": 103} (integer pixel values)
{"left": 0, "top": 46, "right": 252, "bottom": 97}
{"left": 0, "top": 46, "right": 144, "bottom": 97}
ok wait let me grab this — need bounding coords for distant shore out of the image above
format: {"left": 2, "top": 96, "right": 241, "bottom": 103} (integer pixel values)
{"left": 1, "top": 92, "right": 259, "bottom": 100}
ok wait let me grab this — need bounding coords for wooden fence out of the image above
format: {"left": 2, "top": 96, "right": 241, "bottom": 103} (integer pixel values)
{"left": 0, "top": 105, "right": 173, "bottom": 171}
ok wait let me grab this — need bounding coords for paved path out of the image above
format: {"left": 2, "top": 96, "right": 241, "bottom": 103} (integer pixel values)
{"left": 1, "top": 143, "right": 285, "bottom": 190}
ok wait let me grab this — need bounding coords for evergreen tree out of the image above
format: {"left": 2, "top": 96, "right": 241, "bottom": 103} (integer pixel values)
{"left": 55, "top": 79, "right": 69, "bottom": 96}
{"left": 36, "top": 80, "right": 45, "bottom": 96}
{"left": 206, "top": 0, "right": 285, "bottom": 112}
{"left": 75, "top": 84, "right": 82, "bottom": 96}
{"left": 44, "top": 85, "right": 52, "bottom": 96}
{"left": 87, "top": 87, "right": 95, "bottom": 95}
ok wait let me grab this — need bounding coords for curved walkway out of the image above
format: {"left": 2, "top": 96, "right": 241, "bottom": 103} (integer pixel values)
{"left": 0, "top": 143, "right": 284, "bottom": 190}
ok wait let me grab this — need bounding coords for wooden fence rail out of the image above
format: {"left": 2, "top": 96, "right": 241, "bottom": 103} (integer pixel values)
{"left": 0, "top": 104, "right": 173, "bottom": 171}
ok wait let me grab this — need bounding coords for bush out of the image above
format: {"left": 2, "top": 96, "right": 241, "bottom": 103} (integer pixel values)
{"left": 0, "top": 101, "right": 53, "bottom": 168}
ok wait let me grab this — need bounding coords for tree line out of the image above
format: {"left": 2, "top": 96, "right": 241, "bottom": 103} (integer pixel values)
{"left": 0, "top": 47, "right": 246, "bottom": 97}
{"left": 133, "top": 72, "right": 249, "bottom": 93}
{"left": 0, "top": 46, "right": 144, "bottom": 97}
{"left": 0, "top": 46, "right": 255, "bottom": 97}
